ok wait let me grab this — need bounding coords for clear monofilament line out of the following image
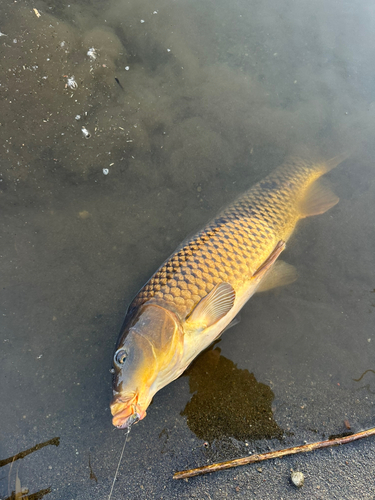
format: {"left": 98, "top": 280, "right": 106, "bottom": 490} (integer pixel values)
{"left": 108, "top": 427, "right": 130, "bottom": 500}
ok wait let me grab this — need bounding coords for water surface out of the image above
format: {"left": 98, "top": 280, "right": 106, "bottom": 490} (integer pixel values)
{"left": 1, "top": 0, "right": 375, "bottom": 498}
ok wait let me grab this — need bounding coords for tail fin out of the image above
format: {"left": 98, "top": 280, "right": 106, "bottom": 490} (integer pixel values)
{"left": 321, "top": 152, "right": 349, "bottom": 174}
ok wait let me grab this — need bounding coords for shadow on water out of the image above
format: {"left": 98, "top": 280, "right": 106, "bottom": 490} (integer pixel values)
{"left": 181, "top": 345, "right": 284, "bottom": 444}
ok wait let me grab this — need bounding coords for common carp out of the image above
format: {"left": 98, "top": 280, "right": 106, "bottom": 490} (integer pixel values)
{"left": 110, "top": 155, "right": 345, "bottom": 429}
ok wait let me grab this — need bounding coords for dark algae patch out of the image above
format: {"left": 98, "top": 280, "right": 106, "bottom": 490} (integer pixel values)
{"left": 181, "top": 347, "right": 283, "bottom": 443}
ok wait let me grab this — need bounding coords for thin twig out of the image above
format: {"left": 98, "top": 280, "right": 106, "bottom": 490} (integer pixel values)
{"left": 173, "top": 427, "right": 375, "bottom": 479}
{"left": 0, "top": 437, "right": 60, "bottom": 468}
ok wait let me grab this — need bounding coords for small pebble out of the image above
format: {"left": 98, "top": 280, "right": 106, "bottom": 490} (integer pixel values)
{"left": 103, "top": 168, "right": 109, "bottom": 175}
{"left": 291, "top": 470, "right": 304, "bottom": 488}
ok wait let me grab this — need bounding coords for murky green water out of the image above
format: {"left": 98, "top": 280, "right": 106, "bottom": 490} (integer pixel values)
{"left": 1, "top": 0, "right": 375, "bottom": 498}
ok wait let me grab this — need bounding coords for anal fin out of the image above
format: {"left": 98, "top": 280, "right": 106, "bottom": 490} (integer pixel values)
{"left": 257, "top": 261, "right": 297, "bottom": 292}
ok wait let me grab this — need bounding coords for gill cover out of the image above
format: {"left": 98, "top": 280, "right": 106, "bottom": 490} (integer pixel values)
{"left": 111, "top": 304, "right": 184, "bottom": 428}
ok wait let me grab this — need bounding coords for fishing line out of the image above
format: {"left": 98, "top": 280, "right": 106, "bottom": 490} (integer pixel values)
{"left": 108, "top": 427, "right": 131, "bottom": 500}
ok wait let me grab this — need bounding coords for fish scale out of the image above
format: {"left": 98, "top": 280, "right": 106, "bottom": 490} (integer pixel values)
{"left": 128, "top": 158, "right": 329, "bottom": 319}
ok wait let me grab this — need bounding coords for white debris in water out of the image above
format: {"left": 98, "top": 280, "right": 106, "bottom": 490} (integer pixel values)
{"left": 167, "top": 48, "right": 171, "bottom": 52}
{"left": 291, "top": 470, "right": 304, "bottom": 488}
{"left": 75, "top": 115, "right": 81, "bottom": 120}
{"left": 66, "top": 75, "right": 77, "bottom": 89}
{"left": 13, "top": 39, "right": 17, "bottom": 43}
{"left": 103, "top": 168, "right": 109, "bottom": 175}
{"left": 60, "top": 41, "right": 65, "bottom": 47}
{"left": 153, "top": 11, "right": 158, "bottom": 14}
{"left": 87, "top": 47, "right": 97, "bottom": 60}
{"left": 140, "top": 19, "right": 145, "bottom": 23}
{"left": 125, "top": 66, "right": 130, "bottom": 70}
{"left": 0, "top": 32, "right": 7, "bottom": 37}
{"left": 81, "top": 126, "right": 91, "bottom": 139}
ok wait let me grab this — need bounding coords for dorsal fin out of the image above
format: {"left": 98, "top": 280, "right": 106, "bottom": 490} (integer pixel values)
{"left": 186, "top": 282, "right": 235, "bottom": 329}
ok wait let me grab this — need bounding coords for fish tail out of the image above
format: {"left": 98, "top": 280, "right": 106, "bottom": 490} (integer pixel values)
{"left": 320, "top": 152, "right": 349, "bottom": 173}
{"left": 298, "top": 153, "right": 347, "bottom": 218}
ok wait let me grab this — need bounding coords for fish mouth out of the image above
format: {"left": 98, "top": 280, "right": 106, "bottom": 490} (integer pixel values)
{"left": 110, "top": 395, "right": 145, "bottom": 429}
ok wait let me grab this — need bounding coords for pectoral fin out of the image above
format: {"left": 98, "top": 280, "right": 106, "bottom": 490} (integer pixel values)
{"left": 186, "top": 282, "right": 235, "bottom": 329}
{"left": 299, "top": 180, "right": 339, "bottom": 218}
{"left": 257, "top": 261, "right": 297, "bottom": 292}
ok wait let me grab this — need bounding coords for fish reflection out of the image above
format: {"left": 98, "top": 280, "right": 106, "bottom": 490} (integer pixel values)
{"left": 181, "top": 346, "right": 283, "bottom": 443}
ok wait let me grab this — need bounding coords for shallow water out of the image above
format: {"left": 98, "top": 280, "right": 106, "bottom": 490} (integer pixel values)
{"left": 1, "top": 0, "right": 375, "bottom": 498}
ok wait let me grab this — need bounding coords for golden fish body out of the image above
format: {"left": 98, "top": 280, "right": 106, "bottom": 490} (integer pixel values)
{"left": 110, "top": 155, "right": 344, "bottom": 429}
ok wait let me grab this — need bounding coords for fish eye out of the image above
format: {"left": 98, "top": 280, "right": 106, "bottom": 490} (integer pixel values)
{"left": 115, "top": 349, "right": 127, "bottom": 365}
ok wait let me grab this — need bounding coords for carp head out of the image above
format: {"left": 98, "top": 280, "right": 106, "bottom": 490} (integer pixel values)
{"left": 110, "top": 303, "right": 184, "bottom": 429}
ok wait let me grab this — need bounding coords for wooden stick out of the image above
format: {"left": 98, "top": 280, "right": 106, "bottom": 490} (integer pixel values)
{"left": 0, "top": 437, "right": 60, "bottom": 468}
{"left": 173, "top": 427, "right": 375, "bottom": 479}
